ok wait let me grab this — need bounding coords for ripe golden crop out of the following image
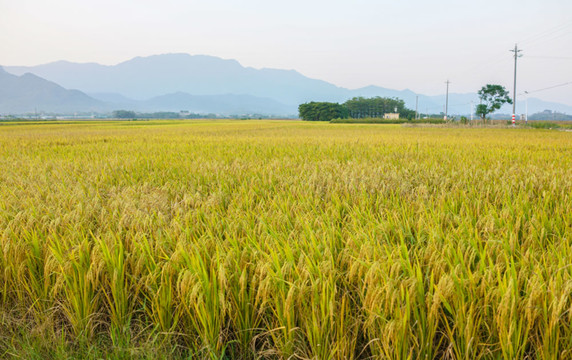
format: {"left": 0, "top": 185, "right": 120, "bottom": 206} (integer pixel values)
{"left": 0, "top": 120, "right": 571, "bottom": 359}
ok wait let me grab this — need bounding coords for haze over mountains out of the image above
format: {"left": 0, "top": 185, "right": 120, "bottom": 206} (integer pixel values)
{"left": 2, "top": 53, "right": 571, "bottom": 116}
{"left": 0, "top": 67, "right": 104, "bottom": 113}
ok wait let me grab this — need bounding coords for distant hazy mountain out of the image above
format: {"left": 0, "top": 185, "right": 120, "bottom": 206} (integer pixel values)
{"left": 87, "top": 91, "right": 295, "bottom": 115}
{"left": 5, "top": 54, "right": 346, "bottom": 105}
{"left": 0, "top": 66, "right": 295, "bottom": 115}
{"left": 4, "top": 53, "right": 438, "bottom": 108}
{"left": 0, "top": 67, "right": 105, "bottom": 113}
{"left": 140, "top": 92, "right": 296, "bottom": 115}
{"left": 88, "top": 92, "right": 139, "bottom": 105}
{"left": 4, "top": 54, "right": 572, "bottom": 116}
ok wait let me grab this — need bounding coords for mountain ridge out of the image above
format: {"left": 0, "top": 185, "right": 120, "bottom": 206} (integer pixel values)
{"left": 3, "top": 53, "right": 415, "bottom": 106}
{"left": 0, "top": 66, "right": 106, "bottom": 113}
{"left": 0, "top": 66, "right": 298, "bottom": 115}
{"left": 3, "top": 54, "right": 572, "bottom": 116}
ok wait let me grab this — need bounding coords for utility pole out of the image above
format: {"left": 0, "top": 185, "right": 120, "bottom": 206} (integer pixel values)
{"left": 415, "top": 95, "right": 419, "bottom": 120}
{"left": 445, "top": 80, "right": 450, "bottom": 121}
{"left": 510, "top": 44, "right": 522, "bottom": 126}
{"left": 524, "top": 91, "right": 529, "bottom": 125}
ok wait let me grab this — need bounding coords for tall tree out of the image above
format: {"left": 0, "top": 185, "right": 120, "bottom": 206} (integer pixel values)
{"left": 476, "top": 85, "right": 512, "bottom": 122}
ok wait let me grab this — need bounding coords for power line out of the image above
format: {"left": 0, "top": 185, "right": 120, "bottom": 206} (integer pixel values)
{"left": 518, "top": 20, "right": 572, "bottom": 47}
{"left": 421, "top": 20, "right": 572, "bottom": 116}
{"left": 532, "top": 30, "right": 572, "bottom": 48}
{"left": 518, "top": 20, "right": 571, "bottom": 43}
{"left": 523, "top": 81, "right": 572, "bottom": 95}
{"left": 452, "top": 20, "right": 572, "bottom": 80}
{"left": 526, "top": 56, "right": 572, "bottom": 60}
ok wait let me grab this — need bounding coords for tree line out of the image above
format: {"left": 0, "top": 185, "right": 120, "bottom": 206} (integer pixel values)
{"left": 112, "top": 110, "right": 216, "bottom": 119}
{"left": 299, "top": 97, "right": 416, "bottom": 121}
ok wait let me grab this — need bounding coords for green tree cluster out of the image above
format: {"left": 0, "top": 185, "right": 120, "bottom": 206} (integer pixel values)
{"left": 344, "top": 96, "right": 414, "bottom": 119}
{"left": 112, "top": 110, "right": 137, "bottom": 119}
{"left": 299, "top": 97, "right": 416, "bottom": 121}
{"left": 298, "top": 102, "right": 348, "bottom": 121}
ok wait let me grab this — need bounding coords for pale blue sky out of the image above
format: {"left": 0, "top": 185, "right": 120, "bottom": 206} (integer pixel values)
{"left": 1, "top": 0, "right": 571, "bottom": 104}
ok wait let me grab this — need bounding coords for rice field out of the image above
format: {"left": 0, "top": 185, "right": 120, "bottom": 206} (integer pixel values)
{"left": 0, "top": 120, "right": 571, "bottom": 359}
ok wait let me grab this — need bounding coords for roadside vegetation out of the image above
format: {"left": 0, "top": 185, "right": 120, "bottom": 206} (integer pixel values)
{"left": 526, "top": 120, "right": 572, "bottom": 130}
{"left": 330, "top": 117, "right": 446, "bottom": 124}
{"left": 0, "top": 120, "right": 571, "bottom": 359}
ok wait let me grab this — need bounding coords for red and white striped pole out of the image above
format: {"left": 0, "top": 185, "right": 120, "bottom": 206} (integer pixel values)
{"left": 512, "top": 113, "right": 516, "bottom": 126}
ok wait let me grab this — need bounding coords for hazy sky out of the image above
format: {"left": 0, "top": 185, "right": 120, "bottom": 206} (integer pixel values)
{"left": 1, "top": 0, "right": 571, "bottom": 105}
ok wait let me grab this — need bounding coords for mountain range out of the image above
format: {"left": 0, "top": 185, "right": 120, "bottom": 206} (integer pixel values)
{"left": 0, "top": 67, "right": 104, "bottom": 113}
{"left": 2, "top": 53, "right": 571, "bottom": 116}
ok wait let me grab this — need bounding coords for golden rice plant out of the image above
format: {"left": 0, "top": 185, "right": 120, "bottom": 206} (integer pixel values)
{"left": 0, "top": 120, "right": 570, "bottom": 359}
